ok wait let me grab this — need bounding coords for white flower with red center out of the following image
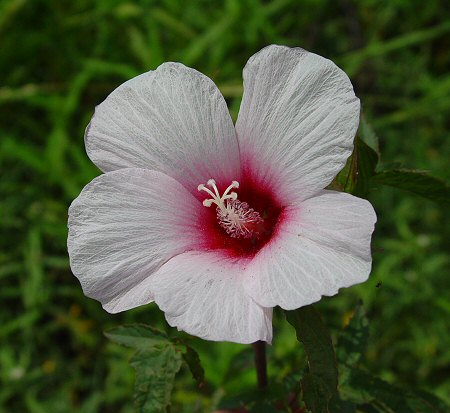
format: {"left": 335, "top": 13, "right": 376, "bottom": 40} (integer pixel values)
{"left": 68, "top": 45, "right": 376, "bottom": 344}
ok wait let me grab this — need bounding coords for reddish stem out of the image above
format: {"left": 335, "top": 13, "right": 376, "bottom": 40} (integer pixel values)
{"left": 252, "top": 341, "right": 268, "bottom": 390}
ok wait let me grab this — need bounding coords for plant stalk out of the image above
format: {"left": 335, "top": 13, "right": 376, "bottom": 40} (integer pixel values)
{"left": 252, "top": 341, "right": 268, "bottom": 390}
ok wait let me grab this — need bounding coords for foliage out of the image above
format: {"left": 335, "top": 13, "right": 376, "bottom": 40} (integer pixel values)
{"left": 286, "top": 306, "right": 338, "bottom": 413}
{"left": 105, "top": 325, "right": 203, "bottom": 413}
{"left": 371, "top": 170, "right": 450, "bottom": 206}
{"left": 1, "top": 0, "right": 449, "bottom": 412}
{"left": 103, "top": 302, "right": 450, "bottom": 412}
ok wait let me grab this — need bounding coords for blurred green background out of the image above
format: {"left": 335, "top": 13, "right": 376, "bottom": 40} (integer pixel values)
{"left": 1, "top": 0, "right": 449, "bottom": 412}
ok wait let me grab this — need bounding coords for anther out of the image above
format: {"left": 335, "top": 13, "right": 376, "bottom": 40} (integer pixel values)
{"left": 197, "top": 179, "right": 264, "bottom": 239}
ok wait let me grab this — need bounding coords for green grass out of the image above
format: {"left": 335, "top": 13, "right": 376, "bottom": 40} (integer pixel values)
{"left": 1, "top": 0, "right": 449, "bottom": 412}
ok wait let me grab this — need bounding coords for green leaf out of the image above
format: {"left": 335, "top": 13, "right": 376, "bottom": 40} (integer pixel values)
{"left": 105, "top": 324, "right": 206, "bottom": 410}
{"left": 353, "top": 137, "right": 379, "bottom": 197}
{"left": 341, "top": 368, "right": 449, "bottom": 413}
{"left": 182, "top": 345, "right": 205, "bottom": 388}
{"left": 329, "top": 395, "right": 357, "bottom": 413}
{"left": 336, "top": 302, "right": 369, "bottom": 367}
{"left": 218, "top": 381, "right": 286, "bottom": 411}
{"left": 286, "top": 306, "right": 338, "bottom": 393}
{"left": 414, "top": 390, "right": 450, "bottom": 413}
{"left": 358, "top": 117, "right": 380, "bottom": 154}
{"left": 104, "top": 324, "right": 170, "bottom": 349}
{"left": 336, "top": 305, "right": 449, "bottom": 413}
{"left": 332, "top": 124, "right": 379, "bottom": 196}
{"left": 286, "top": 306, "right": 338, "bottom": 413}
{"left": 301, "top": 373, "right": 334, "bottom": 413}
{"left": 372, "top": 169, "right": 450, "bottom": 205}
{"left": 130, "top": 346, "right": 183, "bottom": 413}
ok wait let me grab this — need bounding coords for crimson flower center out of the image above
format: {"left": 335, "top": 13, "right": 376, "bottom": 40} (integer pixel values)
{"left": 198, "top": 179, "right": 264, "bottom": 239}
{"left": 197, "top": 176, "right": 283, "bottom": 258}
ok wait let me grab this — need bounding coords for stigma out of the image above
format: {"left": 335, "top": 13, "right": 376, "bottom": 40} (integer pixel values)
{"left": 198, "top": 179, "right": 263, "bottom": 239}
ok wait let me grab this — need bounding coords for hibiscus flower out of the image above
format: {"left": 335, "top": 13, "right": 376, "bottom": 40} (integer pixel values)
{"left": 68, "top": 45, "right": 376, "bottom": 344}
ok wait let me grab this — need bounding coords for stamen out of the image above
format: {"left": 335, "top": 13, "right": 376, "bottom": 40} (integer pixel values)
{"left": 197, "top": 180, "right": 223, "bottom": 208}
{"left": 198, "top": 179, "right": 263, "bottom": 239}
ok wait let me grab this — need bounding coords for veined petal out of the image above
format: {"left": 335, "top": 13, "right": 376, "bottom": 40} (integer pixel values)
{"left": 236, "top": 45, "right": 360, "bottom": 205}
{"left": 243, "top": 191, "right": 376, "bottom": 309}
{"left": 149, "top": 252, "right": 273, "bottom": 344}
{"left": 68, "top": 168, "right": 205, "bottom": 313}
{"left": 85, "top": 63, "right": 241, "bottom": 194}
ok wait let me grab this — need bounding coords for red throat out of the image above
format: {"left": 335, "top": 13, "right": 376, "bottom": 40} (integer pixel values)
{"left": 198, "top": 172, "right": 284, "bottom": 259}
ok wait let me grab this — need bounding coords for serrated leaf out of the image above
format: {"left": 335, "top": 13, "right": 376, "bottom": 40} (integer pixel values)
{"left": 372, "top": 169, "right": 450, "bottom": 205}
{"left": 130, "top": 346, "right": 183, "bottom": 413}
{"left": 286, "top": 306, "right": 338, "bottom": 412}
{"left": 286, "top": 306, "right": 338, "bottom": 393}
{"left": 353, "top": 137, "right": 379, "bottom": 197}
{"left": 105, "top": 323, "right": 207, "bottom": 408}
{"left": 104, "top": 324, "right": 170, "bottom": 349}
{"left": 359, "top": 117, "right": 379, "bottom": 154}
{"left": 301, "top": 373, "right": 332, "bottom": 413}
{"left": 182, "top": 345, "right": 205, "bottom": 388}
{"left": 331, "top": 154, "right": 354, "bottom": 192}
{"left": 332, "top": 133, "right": 378, "bottom": 196}
{"left": 337, "top": 303, "right": 369, "bottom": 367}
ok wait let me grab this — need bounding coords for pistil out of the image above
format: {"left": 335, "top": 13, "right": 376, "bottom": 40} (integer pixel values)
{"left": 198, "top": 179, "right": 263, "bottom": 239}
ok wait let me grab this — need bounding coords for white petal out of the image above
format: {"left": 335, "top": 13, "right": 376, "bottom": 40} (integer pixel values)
{"left": 85, "top": 63, "right": 241, "bottom": 194}
{"left": 236, "top": 45, "right": 360, "bottom": 204}
{"left": 68, "top": 168, "right": 205, "bottom": 313}
{"left": 243, "top": 191, "right": 376, "bottom": 309}
{"left": 150, "top": 252, "right": 273, "bottom": 344}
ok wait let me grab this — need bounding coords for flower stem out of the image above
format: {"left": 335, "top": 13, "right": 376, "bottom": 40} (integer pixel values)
{"left": 252, "top": 341, "right": 268, "bottom": 390}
